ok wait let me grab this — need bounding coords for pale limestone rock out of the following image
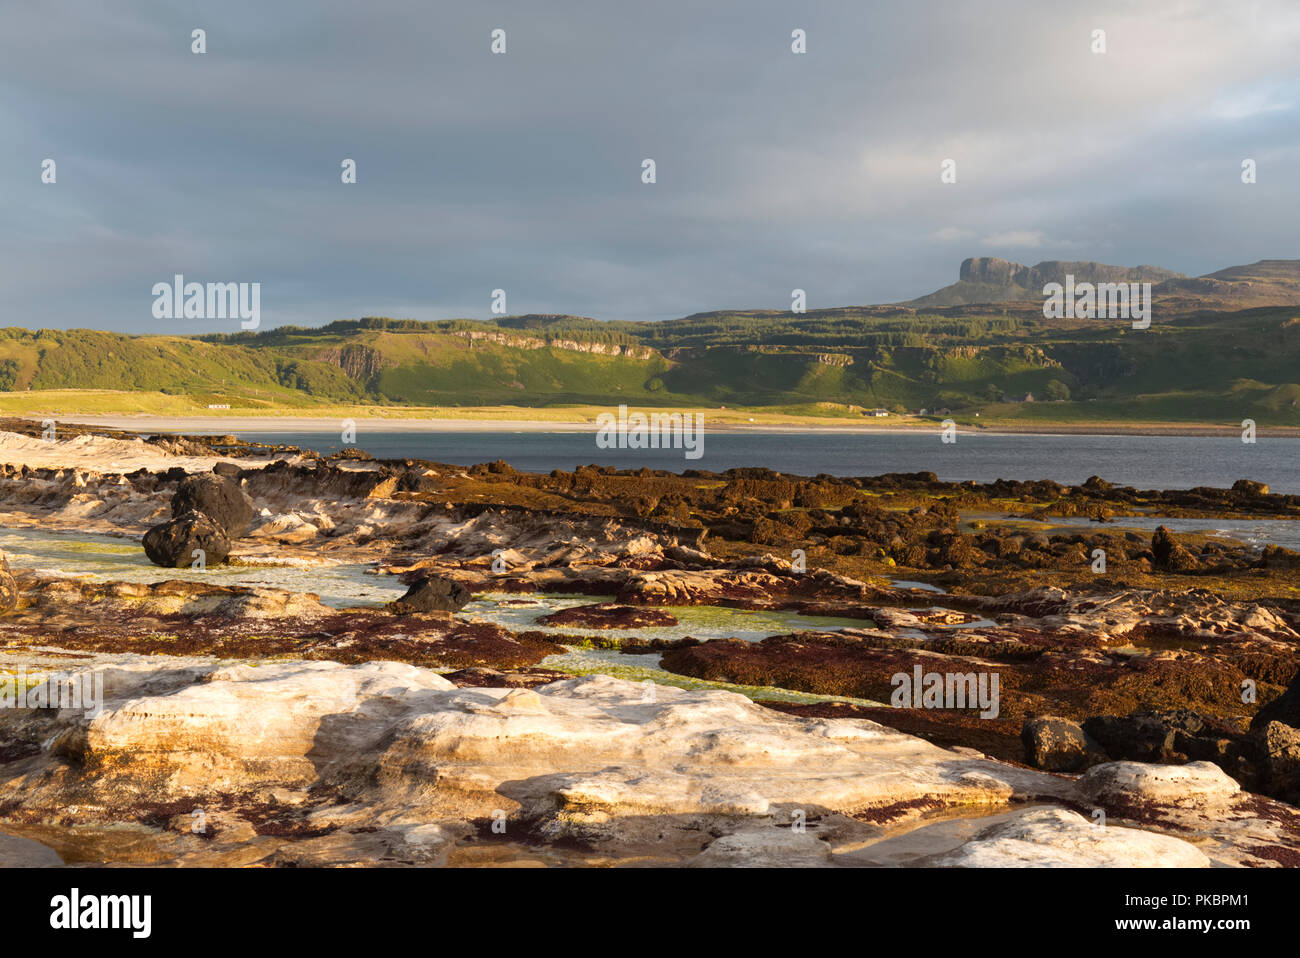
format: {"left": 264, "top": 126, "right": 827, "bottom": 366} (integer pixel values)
{"left": 32, "top": 660, "right": 457, "bottom": 800}
{"left": 1, "top": 663, "right": 1290, "bottom": 867}
{"left": 1078, "top": 761, "right": 1241, "bottom": 808}
{"left": 248, "top": 512, "right": 319, "bottom": 542}
{"left": 918, "top": 807, "right": 1210, "bottom": 868}
{"left": 9, "top": 665, "right": 1063, "bottom": 825}
{"left": 688, "top": 828, "right": 835, "bottom": 867}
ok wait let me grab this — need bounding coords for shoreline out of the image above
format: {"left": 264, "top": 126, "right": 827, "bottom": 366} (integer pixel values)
{"left": 24, "top": 413, "right": 1300, "bottom": 439}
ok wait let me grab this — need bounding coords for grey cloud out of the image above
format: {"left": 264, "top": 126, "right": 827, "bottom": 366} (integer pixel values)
{"left": 1, "top": 0, "right": 1296, "bottom": 332}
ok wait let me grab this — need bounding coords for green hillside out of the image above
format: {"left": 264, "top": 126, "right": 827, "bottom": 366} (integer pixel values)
{"left": 3, "top": 306, "right": 1300, "bottom": 424}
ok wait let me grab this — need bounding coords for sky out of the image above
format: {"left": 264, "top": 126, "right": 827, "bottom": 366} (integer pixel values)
{"left": 3, "top": 0, "right": 1299, "bottom": 333}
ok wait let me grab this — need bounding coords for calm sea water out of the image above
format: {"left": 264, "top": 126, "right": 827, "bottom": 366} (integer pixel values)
{"left": 202, "top": 429, "right": 1300, "bottom": 494}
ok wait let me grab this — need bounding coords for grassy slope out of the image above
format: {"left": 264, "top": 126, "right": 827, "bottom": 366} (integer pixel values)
{"left": 368, "top": 336, "right": 671, "bottom": 405}
{"left": 1, "top": 306, "right": 1299, "bottom": 424}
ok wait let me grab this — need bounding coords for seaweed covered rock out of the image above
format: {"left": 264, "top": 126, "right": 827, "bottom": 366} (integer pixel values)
{"left": 1257, "top": 545, "right": 1300, "bottom": 570}
{"left": 1150, "top": 526, "right": 1199, "bottom": 572}
{"left": 1252, "top": 669, "right": 1300, "bottom": 731}
{"left": 539, "top": 603, "right": 678, "bottom": 630}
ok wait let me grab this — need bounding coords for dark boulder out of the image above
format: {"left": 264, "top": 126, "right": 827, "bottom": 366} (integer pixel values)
{"left": 143, "top": 511, "right": 231, "bottom": 568}
{"left": 212, "top": 461, "right": 243, "bottom": 478}
{"left": 1082, "top": 709, "right": 1250, "bottom": 775}
{"left": 172, "top": 473, "right": 255, "bottom": 538}
{"left": 387, "top": 575, "right": 473, "bottom": 614}
{"left": 1021, "top": 716, "right": 1107, "bottom": 772}
{"left": 1083, "top": 712, "right": 1183, "bottom": 762}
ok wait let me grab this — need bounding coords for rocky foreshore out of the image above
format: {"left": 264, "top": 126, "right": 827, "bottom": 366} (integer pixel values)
{"left": 1, "top": 428, "right": 1299, "bottom": 867}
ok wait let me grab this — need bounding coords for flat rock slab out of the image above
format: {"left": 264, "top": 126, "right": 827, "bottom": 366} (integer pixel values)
{"left": 915, "top": 807, "right": 1210, "bottom": 868}
{"left": 4, "top": 660, "right": 1296, "bottom": 866}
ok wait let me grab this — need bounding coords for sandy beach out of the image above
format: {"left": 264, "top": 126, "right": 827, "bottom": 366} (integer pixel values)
{"left": 0, "top": 430, "right": 293, "bottom": 472}
{"left": 45, "top": 414, "right": 607, "bottom": 434}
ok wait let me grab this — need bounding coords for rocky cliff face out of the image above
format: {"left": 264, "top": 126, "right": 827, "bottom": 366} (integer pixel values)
{"left": 910, "top": 257, "right": 1189, "bottom": 307}
{"left": 312, "top": 343, "right": 392, "bottom": 379}
{"left": 958, "top": 256, "right": 1037, "bottom": 287}
{"left": 311, "top": 331, "right": 657, "bottom": 383}
{"left": 959, "top": 257, "right": 1183, "bottom": 290}
{"left": 915, "top": 257, "right": 1300, "bottom": 312}
{"left": 456, "top": 329, "right": 656, "bottom": 360}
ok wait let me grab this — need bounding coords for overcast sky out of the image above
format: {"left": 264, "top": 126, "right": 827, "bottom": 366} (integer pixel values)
{"left": 3, "top": 0, "right": 1298, "bottom": 333}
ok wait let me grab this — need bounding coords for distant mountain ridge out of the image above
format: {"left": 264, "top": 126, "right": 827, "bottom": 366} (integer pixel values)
{"left": 909, "top": 257, "right": 1300, "bottom": 311}
{"left": 962, "top": 256, "right": 1182, "bottom": 287}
